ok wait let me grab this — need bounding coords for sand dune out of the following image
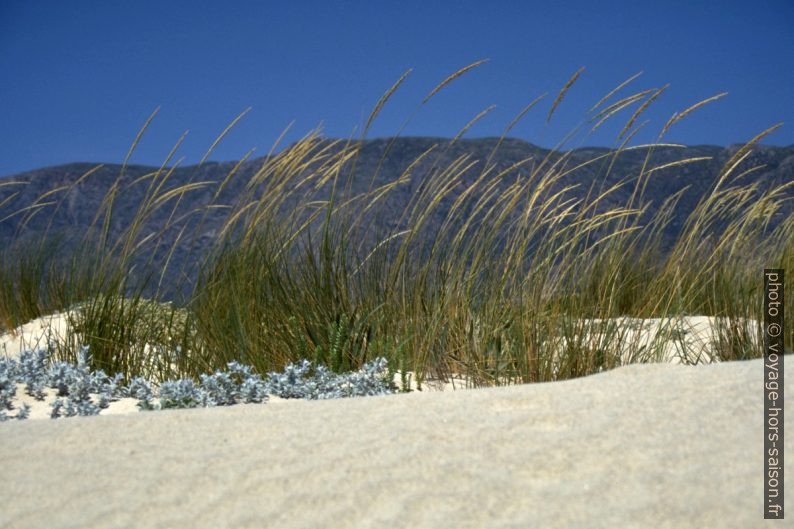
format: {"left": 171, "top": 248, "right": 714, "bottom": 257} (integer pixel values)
{"left": 0, "top": 311, "right": 76, "bottom": 360}
{"left": 0, "top": 356, "right": 788, "bottom": 528}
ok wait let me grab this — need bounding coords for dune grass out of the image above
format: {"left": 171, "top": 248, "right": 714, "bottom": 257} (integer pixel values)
{"left": 0, "top": 64, "right": 791, "bottom": 389}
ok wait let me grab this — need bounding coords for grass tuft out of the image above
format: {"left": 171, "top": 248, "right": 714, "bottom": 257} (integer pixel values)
{"left": 0, "top": 67, "right": 791, "bottom": 393}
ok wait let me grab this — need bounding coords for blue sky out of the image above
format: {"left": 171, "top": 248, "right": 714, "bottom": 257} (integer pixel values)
{"left": 1, "top": 0, "right": 793, "bottom": 176}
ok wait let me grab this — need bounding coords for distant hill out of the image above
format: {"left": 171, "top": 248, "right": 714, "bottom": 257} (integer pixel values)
{"left": 1, "top": 137, "right": 792, "bottom": 301}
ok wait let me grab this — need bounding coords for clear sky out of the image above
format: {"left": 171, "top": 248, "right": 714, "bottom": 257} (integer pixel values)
{"left": 1, "top": 0, "right": 793, "bottom": 176}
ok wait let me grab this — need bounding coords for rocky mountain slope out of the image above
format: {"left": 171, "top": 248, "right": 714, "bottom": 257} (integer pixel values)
{"left": 2, "top": 137, "right": 792, "bottom": 300}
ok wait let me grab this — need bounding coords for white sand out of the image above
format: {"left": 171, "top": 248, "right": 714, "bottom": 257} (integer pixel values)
{"left": 1, "top": 357, "right": 788, "bottom": 528}
{"left": 0, "top": 311, "right": 77, "bottom": 360}
{"left": 0, "top": 312, "right": 785, "bottom": 526}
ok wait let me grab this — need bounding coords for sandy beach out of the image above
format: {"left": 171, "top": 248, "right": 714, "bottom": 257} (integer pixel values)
{"left": 1, "top": 353, "right": 788, "bottom": 528}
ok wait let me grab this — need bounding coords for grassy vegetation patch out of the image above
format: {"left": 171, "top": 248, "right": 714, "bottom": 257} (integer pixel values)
{"left": 1, "top": 64, "right": 791, "bottom": 390}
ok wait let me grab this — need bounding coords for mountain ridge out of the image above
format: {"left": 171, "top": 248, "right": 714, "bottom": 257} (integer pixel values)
{"left": 3, "top": 137, "right": 793, "bottom": 181}
{"left": 2, "top": 137, "right": 792, "bottom": 301}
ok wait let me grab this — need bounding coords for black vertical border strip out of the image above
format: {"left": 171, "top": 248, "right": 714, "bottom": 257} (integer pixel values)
{"left": 764, "top": 268, "right": 784, "bottom": 519}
